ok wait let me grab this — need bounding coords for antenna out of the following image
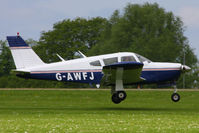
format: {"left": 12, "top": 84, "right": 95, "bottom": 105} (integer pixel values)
{"left": 56, "top": 54, "right": 65, "bottom": 61}
{"left": 78, "top": 51, "right": 87, "bottom": 58}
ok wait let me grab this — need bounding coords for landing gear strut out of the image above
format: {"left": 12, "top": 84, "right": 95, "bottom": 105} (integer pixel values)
{"left": 111, "top": 67, "right": 127, "bottom": 104}
{"left": 171, "top": 85, "right": 180, "bottom": 102}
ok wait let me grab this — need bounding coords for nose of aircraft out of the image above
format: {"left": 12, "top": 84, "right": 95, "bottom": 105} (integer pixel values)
{"left": 181, "top": 65, "right": 191, "bottom": 72}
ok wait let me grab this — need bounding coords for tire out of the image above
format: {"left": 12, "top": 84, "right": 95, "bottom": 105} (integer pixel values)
{"left": 112, "top": 93, "right": 121, "bottom": 104}
{"left": 171, "top": 93, "right": 180, "bottom": 102}
{"left": 117, "top": 91, "right": 127, "bottom": 101}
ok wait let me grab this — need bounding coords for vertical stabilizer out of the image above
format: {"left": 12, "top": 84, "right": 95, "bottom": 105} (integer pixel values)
{"left": 7, "top": 35, "right": 45, "bottom": 69}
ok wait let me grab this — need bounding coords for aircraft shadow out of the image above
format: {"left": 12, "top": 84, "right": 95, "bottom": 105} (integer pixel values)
{"left": 0, "top": 107, "right": 196, "bottom": 112}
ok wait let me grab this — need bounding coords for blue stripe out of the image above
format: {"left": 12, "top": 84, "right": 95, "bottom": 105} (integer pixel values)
{"left": 7, "top": 36, "right": 28, "bottom": 47}
{"left": 141, "top": 70, "right": 181, "bottom": 83}
{"left": 19, "top": 72, "right": 103, "bottom": 84}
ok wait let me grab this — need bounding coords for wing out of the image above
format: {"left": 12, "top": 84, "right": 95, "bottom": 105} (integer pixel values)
{"left": 101, "top": 61, "right": 144, "bottom": 85}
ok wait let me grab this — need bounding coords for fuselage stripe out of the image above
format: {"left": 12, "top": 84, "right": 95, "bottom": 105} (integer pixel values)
{"left": 30, "top": 68, "right": 180, "bottom": 74}
{"left": 143, "top": 68, "right": 180, "bottom": 71}
{"left": 31, "top": 69, "right": 102, "bottom": 74}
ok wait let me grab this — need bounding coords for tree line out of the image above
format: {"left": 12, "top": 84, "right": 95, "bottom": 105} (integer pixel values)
{"left": 0, "top": 3, "right": 198, "bottom": 88}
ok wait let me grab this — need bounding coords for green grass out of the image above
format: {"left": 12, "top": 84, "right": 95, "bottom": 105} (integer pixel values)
{"left": 0, "top": 89, "right": 199, "bottom": 133}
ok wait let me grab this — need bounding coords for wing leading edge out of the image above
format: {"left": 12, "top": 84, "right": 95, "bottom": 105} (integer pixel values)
{"left": 102, "top": 61, "right": 144, "bottom": 85}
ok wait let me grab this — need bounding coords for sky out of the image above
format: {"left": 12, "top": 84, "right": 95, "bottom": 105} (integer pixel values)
{"left": 0, "top": 0, "right": 199, "bottom": 58}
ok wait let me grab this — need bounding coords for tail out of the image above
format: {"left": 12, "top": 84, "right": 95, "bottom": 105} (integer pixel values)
{"left": 7, "top": 35, "right": 45, "bottom": 69}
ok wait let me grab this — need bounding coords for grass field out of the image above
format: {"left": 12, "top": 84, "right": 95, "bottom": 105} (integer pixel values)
{"left": 0, "top": 89, "right": 199, "bottom": 133}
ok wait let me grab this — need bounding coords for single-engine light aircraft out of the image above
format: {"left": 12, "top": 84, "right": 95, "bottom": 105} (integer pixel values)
{"left": 7, "top": 34, "right": 191, "bottom": 104}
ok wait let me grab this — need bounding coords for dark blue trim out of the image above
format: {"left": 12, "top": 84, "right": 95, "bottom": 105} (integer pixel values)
{"left": 104, "top": 61, "right": 143, "bottom": 69}
{"left": 7, "top": 36, "right": 28, "bottom": 47}
{"left": 141, "top": 70, "right": 181, "bottom": 84}
{"left": 18, "top": 72, "right": 103, "bottom": 84}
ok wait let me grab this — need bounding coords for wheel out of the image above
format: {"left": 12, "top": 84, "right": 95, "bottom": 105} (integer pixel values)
{"left": 171, "top": 93, "right": 180, "bottom": 102}
{"left": 112, "top": 93, "right": 121, "bottom": 104}
{"left": 116, "top": 91, "right": 127, "bottom": 101}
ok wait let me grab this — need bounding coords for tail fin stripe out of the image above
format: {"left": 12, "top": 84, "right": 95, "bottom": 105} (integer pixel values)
{"left": 7, "top": 36, "right": 28, "bottom": 47}
{"left": 10, "top": 47, "right": 31, "bottom": 49}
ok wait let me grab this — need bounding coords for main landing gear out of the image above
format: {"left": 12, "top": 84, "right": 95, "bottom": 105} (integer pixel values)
{"left": 111, "top": 67, "right": 127, "bottom": 104}
{"left": 111, "top": 79, "right": 127, "bottom": 104}
{"left": 171, "top": 85, "right": 180, "bottom": 102}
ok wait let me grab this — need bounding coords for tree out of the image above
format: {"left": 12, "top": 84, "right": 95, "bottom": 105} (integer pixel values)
{"left": 34, "top": 17, "right": 108, "bottom": 63}
{"left": 0, "top": 40, "right": 14, "bottom": 76}
{"left": 26, "top": 38, "right": 39, "bottom": 47}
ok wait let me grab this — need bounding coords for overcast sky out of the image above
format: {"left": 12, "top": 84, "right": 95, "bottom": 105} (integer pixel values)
{"left": 0, "top": 0, "right": 199, "bottom": 58}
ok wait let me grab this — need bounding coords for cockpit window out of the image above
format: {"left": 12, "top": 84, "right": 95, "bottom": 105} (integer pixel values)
{"left": 136, "top": 54, "right": 151, "bottom": 63}
{"left": 90, "top": 60, "right": 101, "bottom": 66}
{"left": 103, "top": 57, "right": 118, "bottom": 65}
{"left": 121, "top": 56, "right": 136, "bottom": 62}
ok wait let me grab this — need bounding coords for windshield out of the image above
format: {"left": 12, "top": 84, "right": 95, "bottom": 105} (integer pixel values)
{"left": 135, "top": 54, "right": 151, "bottom": 63}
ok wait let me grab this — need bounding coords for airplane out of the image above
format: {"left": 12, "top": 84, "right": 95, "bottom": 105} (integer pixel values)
{"left": 7, "top": 34, "right": 191, "bottom": 104}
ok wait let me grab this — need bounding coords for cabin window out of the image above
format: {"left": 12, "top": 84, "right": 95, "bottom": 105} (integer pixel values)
{"left": 121, "top": 56, "right": 136, "bottom": 62}
{"left": 103, "top": 57, "right": 118, "bottom": 65}
{"left": 90, "top": 60, "right": 101, "bottom": 66}
{"left": 136, "top": 54, "right": 151, "bottom": 63}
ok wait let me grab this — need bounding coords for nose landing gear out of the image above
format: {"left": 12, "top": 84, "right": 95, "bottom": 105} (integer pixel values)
{"left": 171, "top": 85, "right": 180, "bottom": 102}
{"left": 171, "top": 93, "right": 180, "bottom": 102}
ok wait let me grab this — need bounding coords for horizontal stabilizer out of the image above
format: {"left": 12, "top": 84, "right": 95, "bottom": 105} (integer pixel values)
{"left": 11, "top": 69, "right": 31, "bottom": 78}
{"left": 11, "top": 70, "right": 30, "bottom": 74}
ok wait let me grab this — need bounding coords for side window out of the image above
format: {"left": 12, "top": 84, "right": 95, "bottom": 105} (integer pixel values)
{"left": 90, "top": 60, "right": 101, "bottom": 66}
{"left": 103, "top": 57, "right": 118, "bottom": 65}
{"left": 121, "top": 56, "right": 136, "bottom": 62}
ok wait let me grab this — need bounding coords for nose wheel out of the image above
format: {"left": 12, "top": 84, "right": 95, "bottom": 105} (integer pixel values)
{"left": 112, "top": 91, "right": 127, "bottom": 104}
{"left": 171, "top": 93, "right": 180, "bottom": 102}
